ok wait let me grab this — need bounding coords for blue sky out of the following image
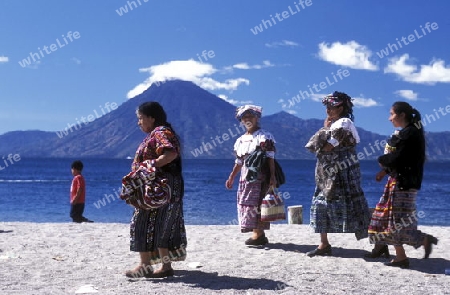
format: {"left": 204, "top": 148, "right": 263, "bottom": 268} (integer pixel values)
{"left": 1, "top": 0, "right": 449, "bottom": 136}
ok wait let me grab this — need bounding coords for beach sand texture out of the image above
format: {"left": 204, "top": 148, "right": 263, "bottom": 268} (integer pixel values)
{"left": 0, "top": 223, "right": 448, "bottom": 295}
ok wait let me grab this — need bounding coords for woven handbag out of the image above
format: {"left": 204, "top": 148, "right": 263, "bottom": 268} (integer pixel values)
{"left": 260, "top": 186, "right": 286, "bottom": 222}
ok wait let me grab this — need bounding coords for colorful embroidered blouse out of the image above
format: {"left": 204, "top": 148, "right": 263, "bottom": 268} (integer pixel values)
{"left": 233, "top": 129, "right": 275, "bottom": 165}
{"left": 132, "top": 126, "right": 181, "bottom": 171}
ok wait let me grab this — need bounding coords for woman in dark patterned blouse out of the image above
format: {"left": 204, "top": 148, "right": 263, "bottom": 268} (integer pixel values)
{"left": 367, "top": 101, "right": 438, "bottom": 269}
{"left": 125, "top": 101, "right": 187, "bottom": 278}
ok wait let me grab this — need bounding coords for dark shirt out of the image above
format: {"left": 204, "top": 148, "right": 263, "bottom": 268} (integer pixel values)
{"left": 378, "top": 124, "right": 425, "bottom": 190}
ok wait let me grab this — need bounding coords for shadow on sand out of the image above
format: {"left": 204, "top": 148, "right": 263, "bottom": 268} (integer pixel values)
{"left": 128, "top": 270, "right": 291, "bottom": 291}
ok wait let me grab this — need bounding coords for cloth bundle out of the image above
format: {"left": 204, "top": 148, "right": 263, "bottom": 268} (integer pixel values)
{"left": 120, "top": 160, "right": 171, "bottom": 210}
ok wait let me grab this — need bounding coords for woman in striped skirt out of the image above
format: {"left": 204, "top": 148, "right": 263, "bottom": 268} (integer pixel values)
{"left": 125, "top": 101, "right": 187, "bottom": 278}
{"left": 367, "top": 101, "right": 438, "bottom": 268}
{"left": 306, "top": 91, "right": 371, "bottom": 257}
{"left": 225, "top": 105, "right": 277, "bottom": 246}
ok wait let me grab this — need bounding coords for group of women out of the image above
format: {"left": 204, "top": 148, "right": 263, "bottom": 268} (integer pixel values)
{"left": 123, "top": 91, "right": 438, "bottom": 278}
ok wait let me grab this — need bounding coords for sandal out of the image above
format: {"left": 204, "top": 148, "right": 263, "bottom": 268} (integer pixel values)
{"left": 245, "top": 234, "right": 269, "bottom": 246}
{"left": 145, "top": 268, "right": 174, "bottom": 278}
{"left": 125, "top": 264, "right": 153, "bottom": 278}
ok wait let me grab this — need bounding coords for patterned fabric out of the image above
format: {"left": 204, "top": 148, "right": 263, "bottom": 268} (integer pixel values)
{"left": 322, "top": 91, "right": 354, "bottom": 109}
{"left": 309, "top": 127, "right": 370, "bottom": 240}
{"left": 235, "top": 105, "right": 262, "bottom": 121}
{"left": 305, "top": 127, "right": 329, "bottom": 154}
{"left": 368, "top": 126, "right": 427, "bottom": 247}
{"left": 237, "top": 163, "right": 270, "bottom": 232}
{"left": 327, "top": 118, "right": 360, "bottom": 146}
{"left": 378, "top": 125, "right": 425, "bottom": 190}
{"left": 368, "top": 177, "right": 425, "bottom": 247}
{"left": 233, "top": 129, "right": 275, "bottom": 233}
{"left": 234, "top": 129, "right": 275, "bottom": 164}
{"left": 120, "top": 160, "right": 171, "bottom": 210}
{"left": 129, "top": 126, "right": 187, "bottom": 264}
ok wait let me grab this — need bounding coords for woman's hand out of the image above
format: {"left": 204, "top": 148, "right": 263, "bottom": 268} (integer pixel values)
{"left": 269, "top": 175, "right": 277, "bottom": 188}
{"left": 226, "top": 164, "right": 241, "bottom": 190}
{"left": 321, "top": 143, "right": 334, "bottom": 152}
{"left": 225, "top": 177, "right": 234, "bottom": 189}
{"left": 376, "top": 170, "right": 387, "bottom": 182}
{"left": 324, "top": 117, "right": 333, "bottom": 128}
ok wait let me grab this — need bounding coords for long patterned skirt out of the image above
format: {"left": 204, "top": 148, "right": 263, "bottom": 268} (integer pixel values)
{"left": 237, "top": 164, "right": 270, "bottom": 233}
{"left": 130, "top": 171, "right": 187, "bottom": 265}
{"left": 310, "top": 148, "right": 370, "bottom": 240}
{"left": 368, "top": 176, "right": 425, "bottom": 248}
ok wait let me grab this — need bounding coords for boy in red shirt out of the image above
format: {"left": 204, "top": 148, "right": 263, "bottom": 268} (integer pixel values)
{"left": 70, "top": 160, "right": 93, "bottom": 223}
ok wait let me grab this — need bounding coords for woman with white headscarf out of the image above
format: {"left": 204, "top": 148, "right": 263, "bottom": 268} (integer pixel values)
{"left": 225, "top": 105, "right": 277, "bottom": 246}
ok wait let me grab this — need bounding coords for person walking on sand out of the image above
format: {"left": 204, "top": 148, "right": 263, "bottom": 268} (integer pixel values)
{"left": 366, "top": 101, "right": 438, "bottom": 268}
{"left": 225, "top": 105, "right": 277, "bottom": 246}
{"left": 124, "top": 101, "right": 187, "bottom": 278}
{"left": 70, "top": 160, "right": 93, "bottom": 223}
{"left": 305, "top": 91, "right": 370, "bottom": 257}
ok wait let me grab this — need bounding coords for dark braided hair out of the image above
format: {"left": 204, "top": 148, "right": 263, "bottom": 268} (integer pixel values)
{"left": 392, "top": 101, "right": 426, "bottom": 163}
{"left": 392, "top": 101, "right": 423, "bottom": 128}
{"left": 322, "top": 91, "right": 355, "bottom": 121}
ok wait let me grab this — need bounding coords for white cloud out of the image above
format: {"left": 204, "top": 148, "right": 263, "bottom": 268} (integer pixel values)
{"left": 0, "top": 56, "right": 8, "bottom": 63}
{"left": 318, "top": 41, "right": 378, "bottom": 71}
{"left": 384, "top": 54, "right": 450, "bottom": 84}
{"left": 230, "top": 60, "right": 274, "bottom": 70}
{"left": 71, "top": 57, "right": 81, "bottom": 65}
{"left": 23, "top": 60, "right": 41, "bottom": 70}
{"left": 218, "top": 94, "right": 252, "bottom": 106}
{"left": 127, "top": 59, "right": 250, "bottom": 99}
{"left": 265, "top": 40, "right": 299, "bottom": 48}
{"left": 353, "top": 97, "right": 378, "bottom": 107}
{"left": 394, "top": 89, "right": 418, "bottom": 101}
{"left": 310, "top": 93, "right": 326, "bottom": 102}
{"left": 197, "top": 77, "right": 250, "bottom": 92}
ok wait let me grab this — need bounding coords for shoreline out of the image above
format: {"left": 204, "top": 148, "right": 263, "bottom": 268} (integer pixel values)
{"left": 1, "top": 223, "right": 449, "bottom": 294}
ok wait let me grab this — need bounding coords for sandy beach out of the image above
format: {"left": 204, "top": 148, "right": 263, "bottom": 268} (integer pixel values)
{"left": 0, "top": 222, "right": 448, "bottom": 295}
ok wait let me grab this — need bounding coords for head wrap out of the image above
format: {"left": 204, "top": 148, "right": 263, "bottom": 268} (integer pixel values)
{"left": 322, "top": 91, "right": 353, "bottom": 109}
{"left": 235, "top": 105, "right": 262, "bottom": 121}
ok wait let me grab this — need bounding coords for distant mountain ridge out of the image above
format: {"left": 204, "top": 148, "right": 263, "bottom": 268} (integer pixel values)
{"left": 1, "top": 80, "right": 449, "bottom": 160}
